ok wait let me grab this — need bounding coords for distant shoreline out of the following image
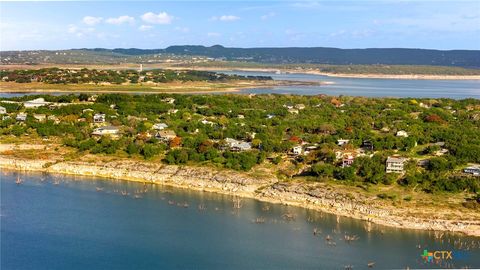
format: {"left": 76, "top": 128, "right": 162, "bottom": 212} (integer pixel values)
{"left": 190, "top": 67, "right": 480, "bottom": 80}
{"left": 2, "top": 64, "right": 480, "bottom": 80}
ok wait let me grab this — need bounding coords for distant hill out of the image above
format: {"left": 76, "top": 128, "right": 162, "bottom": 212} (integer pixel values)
{"left": 106, "top": 45, "right": 480, "bottom": 67}
{"left": 1, "top": 45, "right": 479, "bottom": 67}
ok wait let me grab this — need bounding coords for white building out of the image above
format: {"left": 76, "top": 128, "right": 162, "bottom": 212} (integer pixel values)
{"left": 24, "top": 98, "right": 50, "bottom": 108}
{"left": 152, "top": 123, "right": 168, "bottom": 130}
{"left": 396, "top": 130, "right": 409, "bottom": 137}
{"left": 91, "top": 126, "right": 120, "bottom": 137}
{"left": 386, "top": 156, "right": 408, "bottom": 173}
{"left": 155, "top": 130, "right": 177, "bottom": 142}
{"left": 292, "top": 145, "right": 303, "bottom": 155}
{"left": 464, "top": 166, "right": 480, "bottom": 176}
{"left": 33, "top": 114, "right": 46, "bottom": 122}
{"left": 16, "top": 112, "right": 27, "bottom": 121}
{"left": 337, "top": 139, "right": 350, "bottom": 146}
{"left": 225, "top": 138, "right": 252, "bottom": 152}
{"left": 93, "top": 113, "right": 106, "bottom": 123}
{"left": 0, "top": 106, "right": 6, "bottom": 114}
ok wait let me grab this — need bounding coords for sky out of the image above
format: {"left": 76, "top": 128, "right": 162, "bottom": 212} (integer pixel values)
{"left": 0, "top": 1, "right": 479, "bottom": 51}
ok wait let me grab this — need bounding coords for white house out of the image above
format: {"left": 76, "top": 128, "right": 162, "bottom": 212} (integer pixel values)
{"left": 155, "top": 130, "right": 177, "bottom": 142}
{"left": 337, "top": 139, "right": 350, "bottom": 146}
{"left": 93, "top": 113, "right": 106, "bottom": 123}
{"left": 292, "top": 145, "right": 303, "bottom": 155}
{"left": 91, "top": 126, "right": 120, "bottom": 137}
{"left": 464, "top": 166, "right": 480, "bottom": 176}
{"left": 288, "top": 108, "right": 299, "bottom": 114}
{"left": 24, "top": 98, "right": 50, "bottom": 108}
{"left": 162, "top": 97, "right": 175, "bottom": 104}
{"left": 152, "top": 123, "right": 168, "bottom": 130}
{"left": 295, "top": 104, "right": 306, "bottom": 110}
{"left": 396, "top": 130, "right": 409, "bottom": 137}
{"left": 16, "top": 112, "right": 27, "bottom": 121}
{"left": 225, "top": 138, "right": 252, "bottom": 152}
{"left": 200, "top": 119, "right": 215, "bottom": 126}
{"left": 0, "top": 106, "right": 6, "bottom": 114}
{"left": 33, "top": 114, "right": 46, "bottom": 122}
{"left": 386, "top": 156, "right": 408, "bottom": 173}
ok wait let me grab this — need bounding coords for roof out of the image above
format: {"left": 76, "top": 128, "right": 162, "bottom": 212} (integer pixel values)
{"left": 386, "top": 156, "right": 408, "bottom": 163}
{"left": 157, "top": 130, "right": 176, "bottom": 137}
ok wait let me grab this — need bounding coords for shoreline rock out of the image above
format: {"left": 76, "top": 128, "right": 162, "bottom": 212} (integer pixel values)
{"left": 1, "top": 156, "right": 479, "bottom": 237}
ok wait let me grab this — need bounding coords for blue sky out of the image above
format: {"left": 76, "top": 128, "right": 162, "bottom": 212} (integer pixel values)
{"left": 1, "top": 1, "right": 479, "bottom": 50}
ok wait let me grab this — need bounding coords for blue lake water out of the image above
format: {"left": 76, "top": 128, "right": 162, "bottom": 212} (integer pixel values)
{"left": 221, "top": 71, "right": 480, "bottom": 99}
{"left": 1, "top": 71, "right": 479, "bottom": 99}
{"left": 1, "top": 170, "right": 479, "bottom": 269}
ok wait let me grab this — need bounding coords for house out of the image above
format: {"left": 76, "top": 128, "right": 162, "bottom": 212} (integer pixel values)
{"left": 289, "top": 135, "right": 303, "bottom": 144}
{"left": 200, "top": 119, "right": 215, "bottom": 126}
{"left": 295, "top": 104, "right": 306, "bottom": 110}
{"left": 2, "top": 115, "right": 11, "bottom": 121}
{"left": 434, "top": 149, "right": 449, "bottom": 156}
{"left": 225, "top": 138, "right": 252, "bottom": 152}
{"left": 342, "top": 153, "right": 355, "bottom": 167}
{"left": 0, "top": 106, "right": 6, "bottom": 114}
{"left": 16, "top": 112, "right": 27, "bottom": 121}
{"left": 463, "top": 166, "right": 480, "bottom": 176}
{"left": 288, "top": 108, "right": 299, "bottom": 114}
{"left": 386, "top": 156, "right": 408, "bottom": 173}
{"left": 155, "top": 130, "right": 177, "bottom": 142}
{"left": 417, "top": 159, "right": 430, "bottom": 167}
{"left": 168, "top": 109, "right": 179, "bottom": 115}
{"left": 266, "top": 114, "right": 275, "bottom": 119}
{"left": 152, "top": 123, "right": 168, "bottom": 130}
{"left": 237, "top": 114, "right": 245, "bottom": 119}
{"left": 396, "top": 130, "right": 409, "bottom": 137}
{"left": 303, "top": 145, "right": 319, "bottom": 155}
{"left": 47, "top": 115, "right": 60, "bottom": 124}
{"left": 33, "top": 114, "right": 46, "bottom": 122}
{"left": 93, "top": 113, "right": 106, "bottom": 123}
{"left": 162, "top": 97, "right": 175, "bottom": 104}
{"left": 91, "top": 126, "right": 121, "bottom": 138}
{"left": 362, "top": 140, "right": 374, "bottom": 151}
{"left": 337, "top": 139, "right": 350, "bottom": 147}
{"left": 24, "top": 98, "right": 50, "bottom": 108}
{"left": 292, "top": 145, "right": 303, "bottom": 155}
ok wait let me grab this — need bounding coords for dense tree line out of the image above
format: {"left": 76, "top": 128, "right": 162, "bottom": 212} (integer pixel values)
{"left": 0, "top": 68, "right": 272, "bottom": 84}
{"left": 1, "top": 93, "right": 479, "bottom": 193}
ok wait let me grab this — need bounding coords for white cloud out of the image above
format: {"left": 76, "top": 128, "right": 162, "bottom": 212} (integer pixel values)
{"left": 260, "top": 12, "right": 275, "bottom": 20}
{"left": 211, "top": 15, "right": 240, "bottom": 22}
{"left": 67, "top": 24, "right": 95, "bottom": 38}
{"left": 106, "top": 15, "right": 135, "bottom": 25}
{"left": 82, "top": 16, "right": 103, "bottom": 26}
{"left": 141, "top": 12, "right": 173, "bottom": 24}
{"left": 139, "top": 25, "right": 153, "bottom": 31}
{"left": 207, "top": 32, "right": 221, "bottom": 37}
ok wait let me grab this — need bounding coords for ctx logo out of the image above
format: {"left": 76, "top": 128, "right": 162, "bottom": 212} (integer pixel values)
{"left": 421, "top": 249, "right": 453, "bottom": 262}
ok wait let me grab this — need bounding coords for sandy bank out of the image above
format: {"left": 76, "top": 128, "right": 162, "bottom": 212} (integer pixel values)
{"left": 1, "top": 156, "right": 479, "bottom": 237}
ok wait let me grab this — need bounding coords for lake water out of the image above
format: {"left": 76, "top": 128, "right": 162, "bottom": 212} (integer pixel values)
{"left": 220, "top": 71, "right": 480, "bottom": 99}
{"left": 1, "top": 72, "right": 479, "bottom": 99}
{"left": 2, "top": 170, "right": 479, "bottom": 269}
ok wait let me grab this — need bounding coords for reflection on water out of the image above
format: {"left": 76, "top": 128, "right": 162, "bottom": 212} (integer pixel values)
{"left": 1, "top": 170, "right": 479, "bottom": 269}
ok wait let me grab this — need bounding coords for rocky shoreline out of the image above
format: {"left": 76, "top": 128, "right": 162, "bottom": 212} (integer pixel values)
{"left": 1, "top": 156, "right": 479, "bottom": 237}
